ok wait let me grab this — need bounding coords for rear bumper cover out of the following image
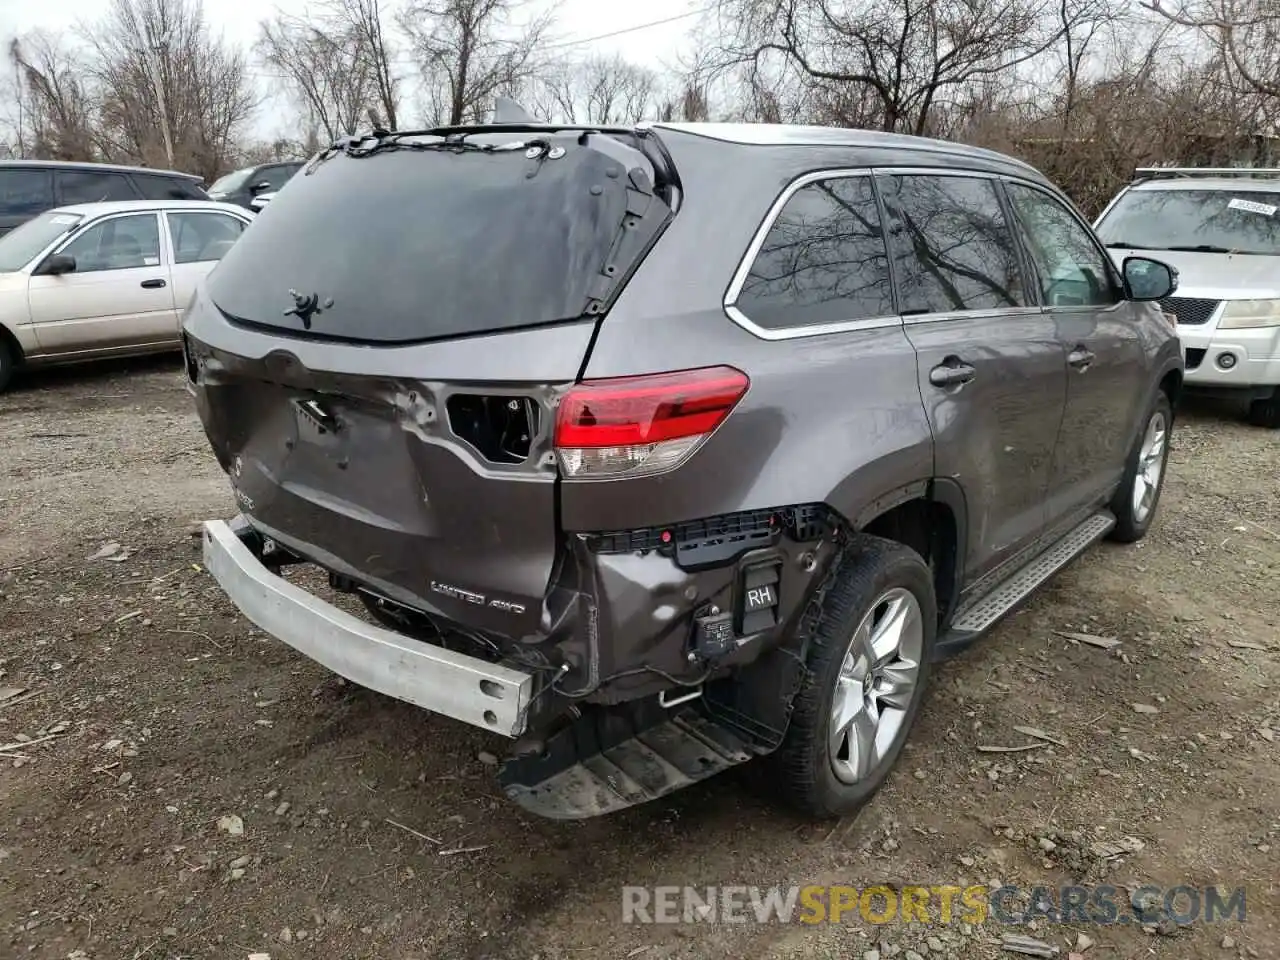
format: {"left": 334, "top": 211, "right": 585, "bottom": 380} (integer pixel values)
{"left": 200, "top": 518, "right": 534, "bottom": 737}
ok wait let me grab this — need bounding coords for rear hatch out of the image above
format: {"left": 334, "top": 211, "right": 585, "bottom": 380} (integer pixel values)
{"left": 186, "top": 127, "right": 676, "bottom": 638}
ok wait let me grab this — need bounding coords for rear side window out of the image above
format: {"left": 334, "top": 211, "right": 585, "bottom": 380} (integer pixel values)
{"left": 133, "top": 174, "right": 206, "bottom": 200}
{"left": 878, "top": 174, "right": 1028, "bottom": 314}
{"left": 56, "top": 170, "right": 138, "bottom": 204}
{"left": 168, "top": 211, "right": 246, "bottom": 263}
{"left": 735, "top": 176, "right": 893, "bottom": 329}
{"left": 0, "top": 168, "right": 54, "bottom": 215}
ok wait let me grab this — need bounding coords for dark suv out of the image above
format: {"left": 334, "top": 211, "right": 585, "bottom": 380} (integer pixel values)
{"left": 205, "top": 161, "right": 303, "bottom": 210}
{"left": 184, "top": 121, "right": 1183, "bottom": 820}
{"left": 0, "top": 160, "right": 207, "bottom": 236}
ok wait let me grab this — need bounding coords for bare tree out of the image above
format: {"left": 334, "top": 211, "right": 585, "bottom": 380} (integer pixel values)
{"left": 531, "top": 53, "right": 659, "bottom": 124}
{"left": 84, "top": 0, "right": 255, "bottom": 178}
{"left": 704, "top": 0, "right": 1097, "bottom": 135}
{"left": 1144, "top": 0, "right": 1280, "bottom": 99}
{"left": 7, "top": 32, "right": 97, "bottom": 160}
{"left": 399, "top": 0, "right": 553, "bottom": 125}
{"left": 324, "top": 0, "right": 402, "bottom": 128}
{"left": 258, "top": 11, "right": 379, "bottom": 141}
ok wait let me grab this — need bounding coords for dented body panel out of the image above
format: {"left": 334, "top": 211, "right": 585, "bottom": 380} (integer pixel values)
{"left": 185, "top": 121, "right": 1181, "bottom": 818}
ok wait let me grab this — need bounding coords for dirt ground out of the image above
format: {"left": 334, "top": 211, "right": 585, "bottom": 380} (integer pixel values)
{"left": 1, "top": 356, "right": 1277, "bottom": 960}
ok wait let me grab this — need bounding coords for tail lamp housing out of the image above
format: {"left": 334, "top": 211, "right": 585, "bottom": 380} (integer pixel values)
{"left": 554, "top": 366, "right": 750, "bottom": 479}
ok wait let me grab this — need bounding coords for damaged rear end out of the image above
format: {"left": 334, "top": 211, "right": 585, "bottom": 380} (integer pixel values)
{"left": 185, "top": 123, "right": 841, "bottom": 817}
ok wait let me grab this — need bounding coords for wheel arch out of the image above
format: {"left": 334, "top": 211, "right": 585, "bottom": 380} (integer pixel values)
{"left": 1159, "top": 365, "right": 1183, "bottom": 412}
{"left": 835, "top": 477, "right": 969, "bottom": 629}
{"left": 0, "top": 322, "right": 24, "bottom": 365}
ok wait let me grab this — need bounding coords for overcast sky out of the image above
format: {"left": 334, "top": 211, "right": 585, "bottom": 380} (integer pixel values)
{"left": 0, "top": 0, "right": 701, "bottom": 139}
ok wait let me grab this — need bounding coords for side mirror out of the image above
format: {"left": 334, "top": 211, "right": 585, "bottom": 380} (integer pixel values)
{"left": 37, "top": 253, "right": 76, "bottom": 276}
{"left": 249, "top": 180, "right": 272, "bottom": 194}
{"left": 1122, "top": 256, "right": 1178, "bottom": 301}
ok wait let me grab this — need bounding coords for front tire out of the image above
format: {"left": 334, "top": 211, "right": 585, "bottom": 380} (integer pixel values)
{"left": 1108, "top": 392, "right": 1173, "bottom": 543}
{"left": 1247, "top": 388, "right": 1280, "bottom": 429}
{"left": 768, "top": 535, "right": 936, "bottom": 819}
{"left": 0, "top": 339, "right": 14, "bottom": 394}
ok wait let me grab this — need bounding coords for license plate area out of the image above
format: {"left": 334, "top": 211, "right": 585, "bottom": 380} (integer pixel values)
{"left": 293, "top": 397, "right": 341, "bottom": 444}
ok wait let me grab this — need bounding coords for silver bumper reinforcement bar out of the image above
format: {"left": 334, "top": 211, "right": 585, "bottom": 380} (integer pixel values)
{"left": 200, "top": 519, "right": 534, "bottom": 737}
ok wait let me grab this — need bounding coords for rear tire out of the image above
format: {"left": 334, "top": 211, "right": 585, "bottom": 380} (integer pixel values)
{"left": 1247, "top": 388, "right": 1280, "bottom": 429}
{"left": 0, "top": 339, "right": 14, "bottom": 394}
{"left": 1108, "top": 392, "right": 1173, "bottom": 543}
{"left": 767, "top": 535, "right": 936, "bottom": 819}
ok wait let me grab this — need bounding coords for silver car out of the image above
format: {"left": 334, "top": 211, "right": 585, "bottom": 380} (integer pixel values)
{"left": 0, "top": 199, "right": 253, "bottom": 392}
{"left": 1094, "top": 167, "right": 1280, "bottom": 427}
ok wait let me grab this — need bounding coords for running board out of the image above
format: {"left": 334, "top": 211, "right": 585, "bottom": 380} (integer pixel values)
{"left": 937, "top": 511, "right": 1115, "bottom": 655}
{"left": 498, "top": 707, "right": 759, "bottom": 819}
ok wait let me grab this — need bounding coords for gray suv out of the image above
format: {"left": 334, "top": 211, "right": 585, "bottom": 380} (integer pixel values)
{"left": 183, "top": 121, "right": 1184, "bottom": 820}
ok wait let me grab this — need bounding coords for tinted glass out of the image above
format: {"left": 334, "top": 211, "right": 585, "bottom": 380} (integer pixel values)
{"left": 1006, "top": 183, "right": 1118, "bottom": 307}
{"left": 208, "top": 167, "right": 254, "bottom": 195}
{"left": 0, "top": 168, "right": 54, "bottom": 215}
{"left": 207, "top": 135, "right": 670, "bottom": 344}
{"left": 169, "top": 212, "right": 245, "bottom": 263}
{"left": 60, "top": 214, "right": 161, "bottom": 271}
{"left": 736, "top": 176, "right": 893, "bottom": 328}
{"left": 57, "top": 170, "right": 138, "bottom": 204}
{"left": 879, "top": 174, "right": 1028, "bottom": 313}
{"left": 1095, "top": 188, "right": 1280, "bottom": 255}
{"left": 0, "top": 211, "right": 82, "bottom": 271}
{"left": 258, "top": 164, "right": 300, "bottom": 190}
{"left": 133, "top": 174, "right": 206, "bottom": 200}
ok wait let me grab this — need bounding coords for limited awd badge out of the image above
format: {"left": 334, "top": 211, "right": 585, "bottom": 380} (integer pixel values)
{"left": 232, "top": 455, "right": 243, "bottom": 478}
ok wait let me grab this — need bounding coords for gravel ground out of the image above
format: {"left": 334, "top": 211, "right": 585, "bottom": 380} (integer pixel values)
{"left": 1, "top": 356, "right": 1277, "bottom": 960}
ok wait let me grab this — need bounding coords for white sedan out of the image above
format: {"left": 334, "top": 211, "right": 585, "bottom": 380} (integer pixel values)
{"left": 0, "top": 199, "right": 253, "bottom": 392}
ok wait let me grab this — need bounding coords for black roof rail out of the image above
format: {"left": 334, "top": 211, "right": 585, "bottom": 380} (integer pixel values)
{"left": 1133, "top": 166, "right": 1280, "bottom": 182}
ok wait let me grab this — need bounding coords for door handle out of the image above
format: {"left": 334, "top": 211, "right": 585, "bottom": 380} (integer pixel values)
{"left": 140, "top": 278, "right": 167, "bottom": 289}
{"left": 929, "top": 359, "right": 977, "bottom": 388}
{"left": 1068, "top": 346, "right": 1095, "bottom": 370}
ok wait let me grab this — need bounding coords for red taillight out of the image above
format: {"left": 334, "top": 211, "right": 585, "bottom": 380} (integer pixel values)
{"left": 555, "top": 366, "right": 749, "bottom": 478}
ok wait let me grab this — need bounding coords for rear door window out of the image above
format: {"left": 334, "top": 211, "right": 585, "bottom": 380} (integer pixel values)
{"left": 0, "top": 167, "right": 55, "bottom": 217}
{"left": 734, "top": 175, "right": 894, "bottom": 330}
{"left": 168, "top": 211, "right": 246, "bottom": 263}
{"left": 878, "top": 173, "right": 1029, "bottom": 314}
{"left": 56, "top": 170, "right": 139, "bottom": 204}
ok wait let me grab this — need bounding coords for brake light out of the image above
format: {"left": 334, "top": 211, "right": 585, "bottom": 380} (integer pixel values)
{"left": 555, "top": 366, "right": 749, "bottom": 478}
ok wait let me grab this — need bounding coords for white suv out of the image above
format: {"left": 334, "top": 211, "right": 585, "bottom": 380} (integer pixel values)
{"left": 1095, "top": 167, "right": 1280, "bottom": 427}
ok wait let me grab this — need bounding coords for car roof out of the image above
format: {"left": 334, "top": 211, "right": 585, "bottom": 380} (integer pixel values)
{"left": 0, "top": 158, "right": 203, "bottom": 181}
{"left": 648, "top": 122, "right": 1043, "bottom": 177}
{"left": 1128, "top": 177, "right": 1280, "bottom": 194}
{"left": 49, "top": 199, "right": 252, "bottom": 217}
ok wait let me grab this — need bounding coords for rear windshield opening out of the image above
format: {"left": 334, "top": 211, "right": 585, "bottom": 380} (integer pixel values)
{"left": 206, "top": 131, "right": 674, "bottom": 345}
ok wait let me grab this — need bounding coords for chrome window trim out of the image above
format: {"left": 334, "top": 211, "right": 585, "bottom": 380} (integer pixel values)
{"left": 723, "top": 167, "right": 904, "bottom": 341}
{"left": 901, "top": 306, "right": 1048, "bottom": 326}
